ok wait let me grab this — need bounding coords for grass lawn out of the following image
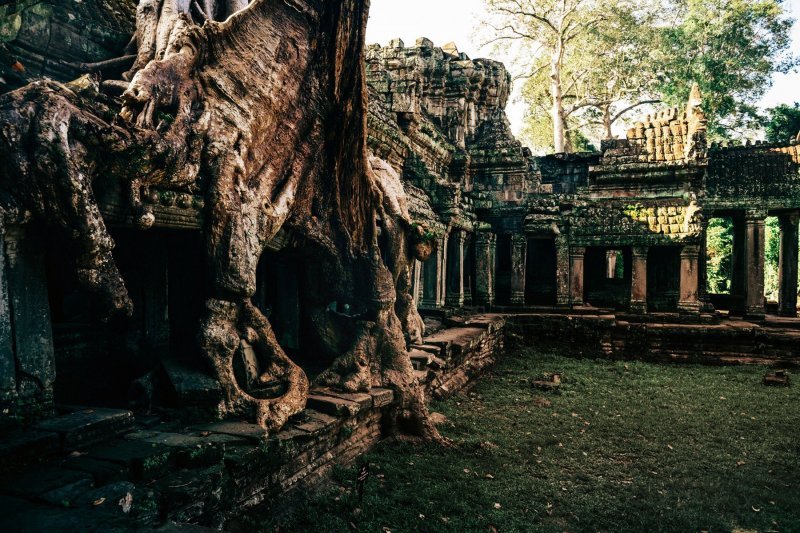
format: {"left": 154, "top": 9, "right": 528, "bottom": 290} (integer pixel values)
{"left": 264, "top": 350, "right": 800, "bottom": 532}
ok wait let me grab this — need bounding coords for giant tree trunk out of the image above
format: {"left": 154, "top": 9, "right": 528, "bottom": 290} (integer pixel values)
{"left": 550, "top": 49, "right": 568, "bottom": 154}
{"left": 0, "top": 0, "right": 441, "bottom": 440}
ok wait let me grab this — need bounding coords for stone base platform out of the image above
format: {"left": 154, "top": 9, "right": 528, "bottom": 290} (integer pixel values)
{"left": 2, "top": 311, "right": 798, "bottom": 530}
{"left": 510, "top": 312, "right": 800, "bottom": 366}
{"left": 0, "top": 317, "right": 510, "bottom": 530}
{"left": 0, "top": 388, "right": 394, "bottom": 531}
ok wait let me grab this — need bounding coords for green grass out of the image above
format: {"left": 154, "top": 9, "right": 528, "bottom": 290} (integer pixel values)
{"left": 263, "top": 350, "right": 800, "bottom": 532}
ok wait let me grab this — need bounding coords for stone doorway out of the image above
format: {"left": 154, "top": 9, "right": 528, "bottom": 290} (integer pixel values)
{"left": 525, "top": 237, "right": 557, "bottom": 305}
{"left": 44, "top": 229, "right": 208, "bottom": 407}
{"left": 647, "top": 246, "right": 681, "bottom": 312}
{"left": 495, "top": 234, "right": 513, "bottom": 305}
{"left": 584, "top": 247, "right": 631, "bottom": 310}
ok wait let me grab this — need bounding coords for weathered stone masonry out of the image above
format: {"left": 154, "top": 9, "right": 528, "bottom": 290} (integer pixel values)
{"left": 365, "top": 43, "right": 800, "bottom": 325}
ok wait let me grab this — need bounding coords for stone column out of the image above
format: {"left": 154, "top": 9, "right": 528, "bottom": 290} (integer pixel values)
{"left": 731, "top": 214, "right": 746, "bottom": 307}
{"left": 490, "top": 234, "right": 497, "bottom": 301}
{"left": 474, "top": 231, "right": 495, "bottom": 306}
{"left": 510, "top": 233, "right": 527, "bottom": 305}
{"left": 778, "top": 213, "right": 799, "bottom": 317}
{"left": 463, "top": 234, "right": 474, "bottom": 306}
{"left": 569, "top": 246, "right": 586, "bottom": 307}
{"left": 555, "top": 234, "right": 571, "bottom": 306}
{"left": 606, "top": 250, "right": 618, "bottom": 278}
{"left": 438, "top": 233, "right": 448, "bottom": 307}
{"left": 743, "top": 211, "right": 766, "bottom": 320}
{"left": 0, "top": 223, "right": 15, "bottom": 406}
{"left": 4, "top": 226, "right": 56, "bottom": 410}
{"left": 678, "top": 244, "right": 701, "bottom": 314}
{"left": 422, "top": 234, "right": 446, "bottom": 308}
{"left": 445, "top": 229, "right": 466, "bottom": 307}
{"left": 630, "top": 246, "right": 648, "bottom": 314}
{"left": 411, "top": 259, "right": 423, "bottom": 308}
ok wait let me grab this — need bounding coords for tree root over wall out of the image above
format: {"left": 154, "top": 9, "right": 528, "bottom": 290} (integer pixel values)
{"left": 0, "top": 0, "right": 442, "bottom": 442}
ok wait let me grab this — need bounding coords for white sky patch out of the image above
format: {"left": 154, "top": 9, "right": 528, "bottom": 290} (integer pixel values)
{"left": 367, "top": 0, "right": 800, "bottom": 139}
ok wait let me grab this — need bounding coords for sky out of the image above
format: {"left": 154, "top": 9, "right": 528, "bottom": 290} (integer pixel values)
{"left": 366, "top": 0, "right": 800, "bottom": 137}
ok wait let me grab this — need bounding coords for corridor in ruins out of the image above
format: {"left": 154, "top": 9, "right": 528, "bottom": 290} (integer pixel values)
{"left": 705, "top": 211, "right": 800, "bottom": 319}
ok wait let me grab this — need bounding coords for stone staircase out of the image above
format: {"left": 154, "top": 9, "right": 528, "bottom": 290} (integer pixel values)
{"left": 0, "top": 387, "right": 396, "bottom": 531}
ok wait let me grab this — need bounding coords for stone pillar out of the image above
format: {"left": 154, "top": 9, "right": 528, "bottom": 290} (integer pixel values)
{"left": 474, "top": 231, "right": 495, "bottom": 306}
{"left": 0, "top": 222, "right": 15, "bottom": 407}
{"left": 630, "top": 246, "right": 648, "bottom": 314}
{"left": 606, "top": 250, "right": 618, "bottom": 278}
{"left": 555, "top": 234, "right": 570, "bottom": 306}
{"left": 439, "top": 233, "right": 448, "bottom": 307}
{"left": 463, "top": 234, "right": 474, "bottom": 306}
{"left": 731, "top": 214, "right": 746, "bottom": 307}
{"left": 422, "top": 234, "right": 446, "bottom": 308}
{"left": 778, "top": 213, "right": 799, "bottom": 317}
{"left": 4, "top": 226, "right": 56, "bottom": 412}
{"left": 490, "top": 234, "right": 497, "bottom": 301}
{"left": 569, "top": 246, "right": 586, "bottom": 307}
{"left": 445, "top": 229, "right": 466, "bottom": 307}
{"left": 678, "top": 244, "right": 701, "bottom": 314}
{"left": 510, "top": 233, "right": 527, "bottom": 305}
{"left": 411, "top": 259, "right": 423, "bottom": 308}
{"left": 743, "top": 211, "right": 766, "bottom": 320}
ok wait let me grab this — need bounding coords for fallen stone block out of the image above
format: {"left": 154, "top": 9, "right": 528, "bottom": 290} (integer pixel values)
{"left": 763, "top": 370, "right": 791, "bottom": 387}
{"left": 306, "top": 394, "right": 361, "bottom": 417}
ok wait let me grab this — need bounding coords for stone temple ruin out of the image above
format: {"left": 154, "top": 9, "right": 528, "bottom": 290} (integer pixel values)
{"left": 0, "top": 3, "right": 799, "bottom": 528}
{"left": 367, "top": 37, "right": 799, "bottom": 320}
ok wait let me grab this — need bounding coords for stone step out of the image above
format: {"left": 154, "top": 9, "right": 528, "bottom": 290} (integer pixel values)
{"left": 408, "top": 349, "right": 432, "bottom": 370}
{"left": 191, "top": 421, "right": 268, "bottom": 444}
{"left": 33, "top": 408, "right": 134, "bottom": 453}
{"left": 0, "top": 429, "right": 60, "bottom": 469}
{"left": 161, "top": 359, "right": 222, "bottom": 407}
{"left": 0, "top": 465, "right": 93, "bottom": 504}
{"left": 291, "top": 409, "right": 339, "bottom": 436}
{"left": 305, "top": 393, "right": 361, "bottom": 417}
{"left": 123, "top": 431, "right": 241, "bottom": 468}
{"left": 310, "top": 388, "right": 373, "bottom": 411}
{"left": 410, "top": 343, "right": 445, "bottom": 357}
{"left": 0, "top": 494, "right": 122, "bottom": 532}
{"left": 368, "top": 388, "right": 395, "bottom": 408}
{"left": 87, "top": 439, "right": 173, "bottom": 482}
{"left": 61, "top": 455, "right": 128, "bottom": 486}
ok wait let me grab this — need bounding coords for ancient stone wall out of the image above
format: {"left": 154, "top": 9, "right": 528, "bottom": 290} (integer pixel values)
{"left": 707, "top": 141, "right": 800, "bottom": 212}
{"left": 366, "top": 38, "right": 536, "bottom": 225}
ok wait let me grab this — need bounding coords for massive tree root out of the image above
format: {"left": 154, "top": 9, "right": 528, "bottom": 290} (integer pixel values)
{"left": 0, "top": 81, "right": 134, "bottom": 318}
{"left": 0, "top": 0, "right": 442, "bottom": 440}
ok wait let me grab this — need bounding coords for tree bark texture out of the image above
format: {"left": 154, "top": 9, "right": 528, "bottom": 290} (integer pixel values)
{"left": 0, "top": 0, "right": 440, "bottom": 440}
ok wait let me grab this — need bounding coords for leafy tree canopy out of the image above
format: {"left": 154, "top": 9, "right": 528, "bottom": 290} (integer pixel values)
{"left": 482, "top": 0, "right": 797, "bottom": 151}
{"left": 763, "top": 102, "right": 800, "bottom": 143}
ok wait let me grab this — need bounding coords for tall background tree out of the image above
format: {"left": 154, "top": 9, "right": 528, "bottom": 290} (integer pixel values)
{"left": 483, "top": 0, "right": 796, "bottom": 152}
{"left": 764, "top": 102, "right": 800, "bottom": 142}
{"left": 656, "top": 0, "right": 796, "bottom": 139}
